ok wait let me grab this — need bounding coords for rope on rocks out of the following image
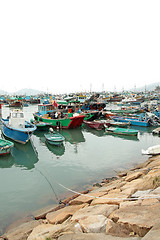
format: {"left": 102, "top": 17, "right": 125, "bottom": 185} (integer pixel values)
{"left": 56, "top": 181, "right": 160, "bottom": 201}
{"left": 28, "top": 133, "right": 160, "bottom": 203}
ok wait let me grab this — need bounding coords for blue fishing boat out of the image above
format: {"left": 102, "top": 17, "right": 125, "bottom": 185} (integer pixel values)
{"left": 1, "top": 109, "right": 37, "bottom": 144}
{"left": 112, "top": 116, "right": 150, "bottom": 127}
{"left": 44, "top": 128, "right": 65, "bottom": 146}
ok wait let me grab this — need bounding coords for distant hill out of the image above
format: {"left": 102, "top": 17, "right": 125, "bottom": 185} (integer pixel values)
{"left": 132, "top": 82, "right": 160, "bottom": 92}
{"left": 12, "top": 88, "right": 45, "bottom": 96}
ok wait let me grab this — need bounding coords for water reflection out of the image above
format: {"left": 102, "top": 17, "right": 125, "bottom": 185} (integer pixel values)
{"left": 33, "top": 131, "right": 65, "bottom": 157}
{"left": 0, "top": 154, "right": 15, "bottom": 168}
{"left": 45, "top": 141, "right": 65, "bottom": 156}
{"left": 83, "top": 126, "right": 105, "bottom": 137}
{"left": 0, "top": 141, "right": 38, "bottom": 169}
{"left": 104, "top": 132, "right": 139, "bottom": 141}
{"left": 60, "top": 128, "right": 85, "bottom": 144}
{"left": 129, "top": 125, "right": 155, "bottom": 134}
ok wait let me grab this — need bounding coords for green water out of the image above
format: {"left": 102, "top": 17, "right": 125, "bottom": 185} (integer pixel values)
{"left": 0, "top": 105, "right": 160, "bottom": 233}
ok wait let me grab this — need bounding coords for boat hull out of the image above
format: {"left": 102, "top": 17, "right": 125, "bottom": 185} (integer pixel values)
{"left": 0, "top": 141, "right": 14, "bottom": 155}
{"left": 83, "top": 120, "right": 105, "bottom": 130}
{"left": 44, "top": 133, "right": 65, "bottom": 146}
{"left": 112, "top": 117, "right": 150, "bottom": 127}
{"left": 33, "top": 113, "right": 85, "bottom": 129}
{"left": 106, "top": 127, "right": 138, "bottom": 136}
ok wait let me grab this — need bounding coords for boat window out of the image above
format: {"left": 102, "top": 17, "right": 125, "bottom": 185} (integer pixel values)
{"left": 12, "top": 113, "right": 17, "bottom": 118}
{"left": 17, "top": 113, "right": 24, "bottom": 118}
{"left": 12, "top": 113, "right": 24, "bottom": 118}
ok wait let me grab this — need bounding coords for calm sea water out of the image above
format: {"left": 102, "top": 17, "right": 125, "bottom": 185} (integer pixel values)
{"left": 0, "top": 104, "right": 159, "bottom": 233}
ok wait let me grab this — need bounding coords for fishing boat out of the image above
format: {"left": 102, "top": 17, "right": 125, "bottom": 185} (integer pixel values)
{"left": 112, "top": 116, "right": 150, "bottom": 127}
{"left": 142, "top": 145, "right": 160, "bottom": 155}
{"left": 1, "top": 109, "right": 37, "bottom": 144}
{"left": 30, "top": 119, "right": 51, "bottom": 131}
{"left": 8, "top": 100, "right": 23, "bottom": 108}
{"left": 105, "top": 127, "right": 139, "bottom": 136}
{"left": 105, "top": 119, "right": 131, "bottom": 128}
{"left": 83, "top": 111, "right": 102, "bottom": 121}
{"left": 33, "top": 104, "right": 85, "bottom": 129}
{"left": 83, "top": 120, "right": 107, "bottom": 130}
{"left": 0, "top": 138, "right": 14, "bottom": 156}
{"left": 44, "top": 128, "right": 65, "bottom": 146}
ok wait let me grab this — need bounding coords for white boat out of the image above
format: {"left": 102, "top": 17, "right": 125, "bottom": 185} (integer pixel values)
{"left": 1, "top": 109, "right": 36, "bottom": 144}
{"left": 142, "top": 145, "right": 160, "bottom": 155}
{"left": 152, "top": 127, "right": 160, "bottom": 135}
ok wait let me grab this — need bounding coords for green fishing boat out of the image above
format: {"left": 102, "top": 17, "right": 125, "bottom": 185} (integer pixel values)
{"left": 30, "top": 119, "right": 51, "bottom": 130}
{"left": 44, "top": 128, "right": 65, "bottom": 146}
{"left": 33, "top": 104, "right": 85, "bottom": 129}
{"left": 105, "top": 127, "right": 138, "bottom": 136}
{"left": 0, "top": 138, "right": 14, "bottom": 156}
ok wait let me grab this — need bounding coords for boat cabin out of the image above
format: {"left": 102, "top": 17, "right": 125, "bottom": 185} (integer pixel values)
{"left": 9, "top": 109, "right": 25, "bottom": 128}
{"left": 38, "top": 104, "right": 55, "bottom": 116}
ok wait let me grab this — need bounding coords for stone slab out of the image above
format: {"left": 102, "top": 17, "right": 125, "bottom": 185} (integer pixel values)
{"left": 58, "top": 233, "right": 142, "bottom": 240}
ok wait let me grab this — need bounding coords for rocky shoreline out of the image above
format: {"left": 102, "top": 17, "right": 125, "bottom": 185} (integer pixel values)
{"left": 1, "top": 155, "right": 160, "bottom": 240}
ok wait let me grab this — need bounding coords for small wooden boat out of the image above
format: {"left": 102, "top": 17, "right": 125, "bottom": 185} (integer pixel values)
{"left": 0, "top": 138, "right": 14, "bottom": 156}
{"left": 44, "top": 128, "right": 65, "bottom": 146}
{"left": 105, "top": 127, "right": 139, "bottom": 136}
{"left": 30, "top": 119, "right": 50, "bottom": 131}
{"left": 105, "top": 120, "right": 131, "bottom": 128}
{"left": 83, "top": 120, "right": 108, "bottom": 130}
{"left": 142, "top": 145, "right": 160, "bottom": 155}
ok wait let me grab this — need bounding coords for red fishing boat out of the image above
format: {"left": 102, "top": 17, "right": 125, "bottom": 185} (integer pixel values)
{"left": 83, "top": 120, "right": 110, "bottom": 130}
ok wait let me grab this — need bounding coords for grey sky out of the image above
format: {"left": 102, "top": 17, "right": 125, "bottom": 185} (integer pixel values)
{"left": 0, "top": 0, "right": 160, "bottom": 93}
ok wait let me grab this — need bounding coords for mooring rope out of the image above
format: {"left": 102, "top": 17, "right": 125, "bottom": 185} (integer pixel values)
{"left": 28, "top": 133, "right": 61, "bottom": 204}
{"left": 29, "top": 132, "right": 160, "bottom": 203}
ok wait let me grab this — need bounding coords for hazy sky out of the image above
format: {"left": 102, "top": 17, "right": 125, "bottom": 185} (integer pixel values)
{"left": 0, "top": 0, "right": 160, "bottom": 93}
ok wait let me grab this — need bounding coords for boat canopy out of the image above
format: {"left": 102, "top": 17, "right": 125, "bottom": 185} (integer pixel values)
{"left": 38, "top": 104, "right": 55, "bottom": 116}
{"left": 9, "top": 109, "right": 25, "bottom": 128}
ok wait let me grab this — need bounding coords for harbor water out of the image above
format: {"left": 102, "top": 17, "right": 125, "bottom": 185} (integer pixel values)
{"left": 0, "top": 104, "right": 160, "bottom": 233}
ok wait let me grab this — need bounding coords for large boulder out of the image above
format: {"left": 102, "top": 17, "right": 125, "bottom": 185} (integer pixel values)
{"left": 125, "top": 171, "right": 143, "bottom": 182}
{"left": 106, "top": 219, "right": 131, "bottom": 237}
{"left": 27, "top": 223, "right": 68, "bottom": 240}
{"left": 2, "top": 220, "right": 42, "bottom": 240}
{"left": 71, "top": 204, "right": 118, "bottom": 222}
{"left": 142, "top": 222, "right": 160, "bottom": 240}
{"left": 58, "top": 232, "right": 142, "bottom": 240}
{"left": 91, "top": 192, "right": 129, "bottom": 206}
{"left": 79, "top": 215, "right": 107, "bottom": 233}
{"left": 46, "top": 204, "right": 87, "bottom": 224}
{"left": 109, "top": 202, "right": 160, "bottom": 237}
{"left": 69, "top": 191, "right": 106, "bottom": 205}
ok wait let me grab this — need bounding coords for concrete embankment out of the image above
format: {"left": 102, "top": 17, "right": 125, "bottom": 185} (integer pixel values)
{"left": 2, "top": 155, "right": 160, "bottom": 240}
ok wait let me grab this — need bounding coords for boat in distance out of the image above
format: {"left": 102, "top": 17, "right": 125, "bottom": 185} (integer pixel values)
{"left": 33, "top": 104, "right": 85, "bottom": 129}
{"left": 1, "top": 109, "right": 37, "bottom": 144}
